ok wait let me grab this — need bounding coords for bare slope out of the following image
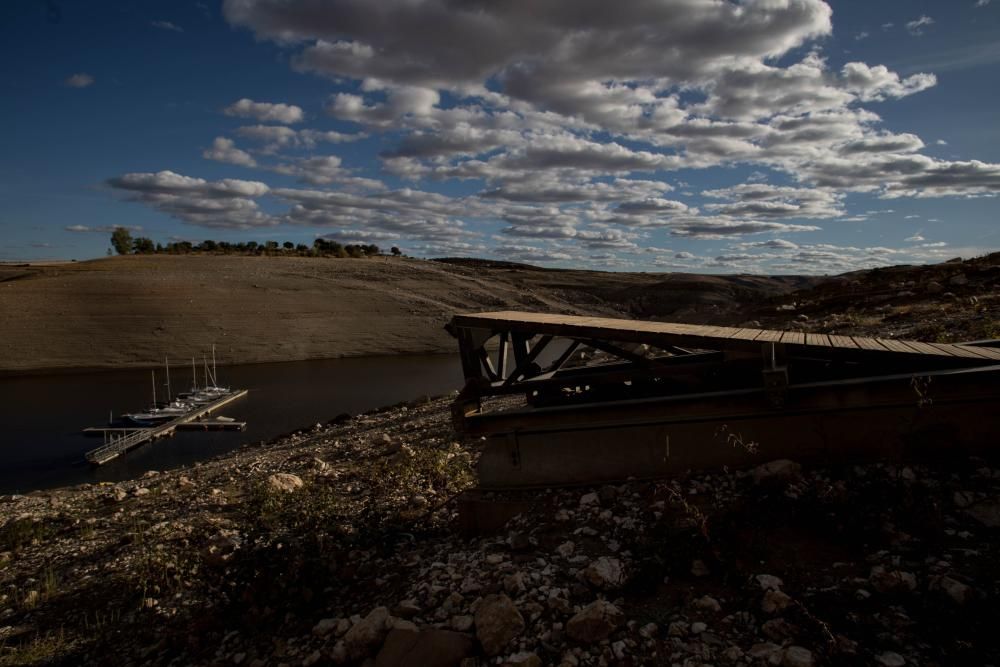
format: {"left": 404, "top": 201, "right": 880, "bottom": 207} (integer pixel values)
{"left": 0, "top": 255, "right": 803, "bottom": 373}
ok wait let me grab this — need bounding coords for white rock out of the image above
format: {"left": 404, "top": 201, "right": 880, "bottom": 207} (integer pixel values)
{"left": 638, "top": 622, "right": 658, "bottom": 638}
{"left": 342, "top": 606, "right": 391, "bottom": 661}
{"left": 931, "top": 575, "right": 973, "bottom": 605}
{"left": 566, "top": 600, "right": 624, "bottom": 643}
{"left": 876, "top": 652, "right": 906, "bottom": 666}
{"left": 693, "top": 595, "right": 721, "bottom": 613}
{"left": 583, "top": 557, "right": 625, "bottom": 590}
{"left": 782, "top": 646, "right": 814, "bottom": 667}
{"left": 267, "top": 473, "right": 303, "bottom": 493}
{"left": 312, "top": 617, "right": 338, "bottom": 637}
{"left": 756, "top": 574, "right": 784, "bottom": 591}
{"left": 761, "top": 589, "right": 792, "bottom": 613}
{"left": 556, "top": 541, "right": 575, "bottom": 558}
{"left": 451, "top": 614, "right": 474, "bottom": 632}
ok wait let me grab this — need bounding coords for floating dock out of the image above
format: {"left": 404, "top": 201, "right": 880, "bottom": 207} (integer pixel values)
{"left": 83, "top": 419, "right": 246, "bottom": 435}
{"left": 84, "top": 389, "right": 248, "bottom": 465}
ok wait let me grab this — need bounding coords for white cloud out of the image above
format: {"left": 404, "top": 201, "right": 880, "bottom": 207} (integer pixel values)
{"left": 104, "top": 1, "right": 1000, "bottom": 262}
{"left": 905, "top": 15, "right": 934, "bottom": 36}
{"left": 840, "top": 63, "right": 936, "bottom": 102}
{"left": 151, "top": 20, "right": 183, "bottom": 32}
{"left": 203, "top": 137, "right": 257, "bottom": 167}
{"left": 702, "top": 183, "right": 844, "bottom": 219}
{"left": 224, "top": 98, "right": 304, "bottom": 124}
{"left": 65, "top": 73, "right": 94, "bottom": 88}
{"left": 493, "top": 244, "right": 574, "bottom": 263}
{"left": 107, "top": 171, "right": 275, "bottom": 229}
{"left": 228, "top": 0, "right": 833, "bottom": 90}
{"left": 65, "top": 224, "right": 144, "bottom": 233}
{"left": 236, "top": 125, "right": 364, "bottom": 153}
{"left": 975, "top": 0, "right": 991, "bottom": 7}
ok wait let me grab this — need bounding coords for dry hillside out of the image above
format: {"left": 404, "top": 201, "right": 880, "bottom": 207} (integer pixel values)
{"left": 0, "top": 255, "right": 806, "bottom": 373}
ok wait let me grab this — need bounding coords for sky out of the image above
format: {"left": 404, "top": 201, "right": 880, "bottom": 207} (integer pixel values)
{"left": 1, "top": 0, "right": 999, "bottom": 274}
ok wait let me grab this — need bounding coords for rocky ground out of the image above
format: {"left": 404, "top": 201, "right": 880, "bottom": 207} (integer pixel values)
{"left": 739, "top": 252, "right": 1000, "bottom": 343}
{"left": 1, "top": 252, "right": 999, "bottom": 665}
{"left": 2, "top": 390, "right": 999, "bottom": 666}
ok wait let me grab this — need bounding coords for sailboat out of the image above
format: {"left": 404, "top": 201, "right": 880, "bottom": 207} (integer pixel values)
{"left": 122, "top": 363, "right": 193, "bottom": 425}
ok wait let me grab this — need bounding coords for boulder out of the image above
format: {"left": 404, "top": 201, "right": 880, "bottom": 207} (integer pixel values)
{"left": 930, "top": 575, "right": 974, "bottom": 605}
{"left": 267, "top": 473, "right": 303, "bottom": 493}
{"left": 782, "top": 646, "right": 815, "bottom": 667}
{"left": 583, "top": 557, "right": 625, "bottom": 590}
{"left": 762, "top": 589, "right": 792, "bottom": 614}
{"left": 875, "top": 652, "right": 906, "bottom": 667}
{"left": 503, "top": 652, "right": 542, "bottom": 667}
{"left": 566, "top": 600, "right": 624, "bottom": 643}
{"left": 344, "top": 606, "right": 392, "bottom": 661}
{"left": 474, "top": 594, "right": 525, "bottom": 656}
{"left": 313, "top": 617, "right": 339, "bottom": 637}
{"left": 949, "top": 273, "right": 969, "bottom": 286}
{"left": 376, "top": 628, "right": 474, "bottom": 667}
{"left": 693, "top": 595, "right": 721, "bottom": 613}
{"left": 869, "top": 566, "right": 916, "bottom": 593}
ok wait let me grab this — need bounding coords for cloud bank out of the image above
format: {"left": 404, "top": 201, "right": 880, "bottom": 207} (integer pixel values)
{"left": 104, "top": 1, "right": 1000, "bottom": 273}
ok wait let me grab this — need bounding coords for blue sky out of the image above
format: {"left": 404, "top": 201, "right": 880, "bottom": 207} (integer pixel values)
{"left": 1, "top": 0, "right": 998, "bottom": 273}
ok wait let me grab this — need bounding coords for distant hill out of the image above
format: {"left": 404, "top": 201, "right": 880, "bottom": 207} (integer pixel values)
{"left": 0, "top": 255, "right": 804, "bottom": 373}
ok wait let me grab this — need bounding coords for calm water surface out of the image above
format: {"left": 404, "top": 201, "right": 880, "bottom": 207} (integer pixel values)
{"left": 0, "top": 354, "right": 461, "bottom": 494}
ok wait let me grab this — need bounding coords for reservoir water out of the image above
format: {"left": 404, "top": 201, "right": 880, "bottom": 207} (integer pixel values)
{"left": 0, "top": 354, "right": 462, "bottom": 494}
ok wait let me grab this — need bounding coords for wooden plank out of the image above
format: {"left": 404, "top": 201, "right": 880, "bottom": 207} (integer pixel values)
{"left": 851, "top": 336, "right": 889, "bottom": 352}
{"left": 729, "top": 328, "right": 765, "bottom": 340}
{"left": 876, "top": 338, "right": 918, "bottom": 354}
{"left": 953, "top": 344, "right": 1000, "bottom": 361}
{"left": 801, "top": 332, "right": 829, "bottom": 347}
{"left": 925, "top": 342, "right": 988, "bottom": 359}
{"left": 781, "top": 331, "right": 806, "bottom": 345}
{"left": 826, "top": 335, "right": 859, "bottom": 349}
{"left": 898, "top": 340, "right": 954, "bottom": 357}
{"left": 755, "top": 330, "right": 784, "bottom": 343}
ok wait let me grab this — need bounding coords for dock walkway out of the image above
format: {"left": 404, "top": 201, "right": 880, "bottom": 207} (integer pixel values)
{"left": 85, "top": 389, "right": 248, "bottom": 465}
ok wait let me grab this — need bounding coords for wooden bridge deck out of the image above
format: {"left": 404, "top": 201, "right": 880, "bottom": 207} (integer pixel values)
{"left": 451, "top": 311, "right": 1000, "bottom": 362}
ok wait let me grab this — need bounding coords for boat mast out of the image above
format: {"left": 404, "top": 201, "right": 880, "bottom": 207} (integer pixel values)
{"left": 192, "top": 357, "right": 197, "bottom": 391}
{"left": 204, "top": 356, "right": 209, "bottom": 388}
{"left": 151, "top": 370, "right": 157, "bottom": 408}
{"left": 165, "top": 356, "right": 172, "bottom": 402}
{"left": 212, "top": 344, "right": 217, "bottom": 388}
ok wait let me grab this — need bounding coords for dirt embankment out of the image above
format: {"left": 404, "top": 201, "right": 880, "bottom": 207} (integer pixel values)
{"left": 0, "top": 255, "right": 804, "bottom": 374}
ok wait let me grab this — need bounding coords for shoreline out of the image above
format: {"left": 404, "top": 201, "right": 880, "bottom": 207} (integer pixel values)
{"left": 0, "top": 348, "right": 460, "bottom": 379}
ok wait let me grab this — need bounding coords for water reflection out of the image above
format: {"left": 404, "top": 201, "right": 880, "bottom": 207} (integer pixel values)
{"left": 0, "top": 354, "right": 461, "bottom": 494}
